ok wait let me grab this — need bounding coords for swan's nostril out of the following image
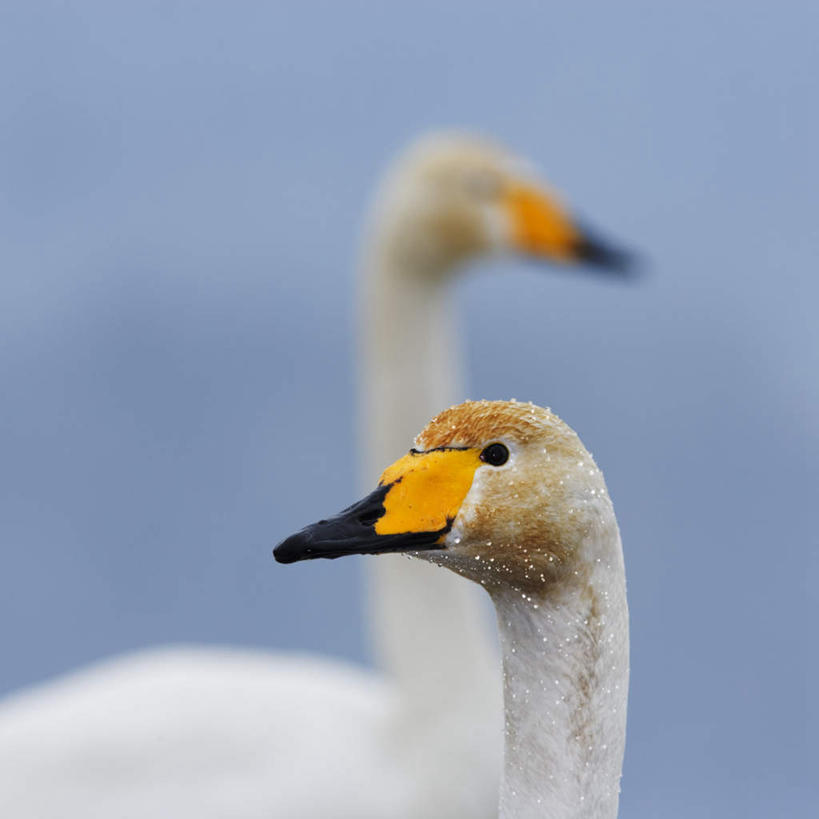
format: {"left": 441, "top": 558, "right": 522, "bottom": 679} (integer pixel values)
{"left": 357, "top": 509, "right": 381, "bottom": 526}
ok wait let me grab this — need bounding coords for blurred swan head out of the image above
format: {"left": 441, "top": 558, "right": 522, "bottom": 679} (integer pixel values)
{"left": 365, "top": 132, "right": 634, "bottom": 276}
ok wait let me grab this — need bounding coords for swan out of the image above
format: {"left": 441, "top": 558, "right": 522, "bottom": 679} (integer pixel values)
{"left": 275, "top": 399, "right": 629, "bottom": 819}
{"left": 358, "top": 132, "right": 631, "bottom": 816}
{"left": 0, "top": 134, "right": 630, "bottom": 818}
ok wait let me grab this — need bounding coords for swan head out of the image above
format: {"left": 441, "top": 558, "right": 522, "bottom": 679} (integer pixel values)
{"left": 367, "top": 132, "right": 634, "bottom": 276}
{"left": 274, "top": 400, "right": 618, "bottom": 594}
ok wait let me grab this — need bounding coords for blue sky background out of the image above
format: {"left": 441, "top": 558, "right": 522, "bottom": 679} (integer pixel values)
{"left": 2, "top": 1, "right": 818, "bottom": 815}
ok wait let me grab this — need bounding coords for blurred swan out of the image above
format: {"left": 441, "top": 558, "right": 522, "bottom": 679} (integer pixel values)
{"left": 276, "top": 399, "right": 630, "bottom": 819}
{"left": 359, "top": 132, "right": 631, "bottom": 815}
{"left": 0, "top": 134, "right": 630, "bottom": 818}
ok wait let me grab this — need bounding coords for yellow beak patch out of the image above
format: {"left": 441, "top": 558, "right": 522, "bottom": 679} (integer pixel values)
{"left": 505, "top": 182, "right": 580, "bottom": 261}
{"left": 375, "top": 448, "right": 483, "bottom": 536}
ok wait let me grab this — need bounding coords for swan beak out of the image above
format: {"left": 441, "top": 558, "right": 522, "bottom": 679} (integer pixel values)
{"left": 505, "top": 183, "right": 636, "bottom": 274}
{"left": 273, "top": 448, "right": 482, "bottom": 564}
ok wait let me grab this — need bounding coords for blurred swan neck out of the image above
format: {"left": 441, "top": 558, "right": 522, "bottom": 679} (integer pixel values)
{"left": 360, "top": 242, "right": 461, "bottom": 482}
{"left": 492, "top": 555, "right": 629, "bottom": 819}
{"left": 357, "top": 222, "right": 497, "bottom": 723}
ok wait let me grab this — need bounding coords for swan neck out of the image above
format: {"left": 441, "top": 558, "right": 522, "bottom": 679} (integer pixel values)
{"left": 359, "top": 242, "right": 460, "bottom": 482}
{"left": 357, "top": 226, "right": 500, "bottom": 725}
{"left": 492, "top": 552, "right": 629, "bottom": 819}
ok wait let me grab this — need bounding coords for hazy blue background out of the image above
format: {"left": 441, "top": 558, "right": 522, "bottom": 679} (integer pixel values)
{"left": 2, "top": 1, "right": 817, "bottom": 815}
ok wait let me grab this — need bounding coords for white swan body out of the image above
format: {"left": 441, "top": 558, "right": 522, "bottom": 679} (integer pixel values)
{"left": 275, "top": 400, "right": 629, "bottom": 819}
{"left": 0, "top": 134, "right": 630, "bottom": 818}
{"left": 0, "top": 650, "right": 399, "bottom": 819}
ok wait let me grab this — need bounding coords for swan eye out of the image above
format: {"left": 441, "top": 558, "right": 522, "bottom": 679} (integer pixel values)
{"left": 480, "top": 443, "right": 509, "bottom": 467}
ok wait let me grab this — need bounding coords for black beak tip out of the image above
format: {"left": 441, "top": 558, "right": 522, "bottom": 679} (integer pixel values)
{"left": 273, "top": 533, "right": 308, "bottom": 564}
{"left": 573, "top": 222, "right": 642, "bottom": 278}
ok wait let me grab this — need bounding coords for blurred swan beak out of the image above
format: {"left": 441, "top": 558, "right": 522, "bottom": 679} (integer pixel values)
{"left": 505, "top": 183, "right": 637, "bottom": 275}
